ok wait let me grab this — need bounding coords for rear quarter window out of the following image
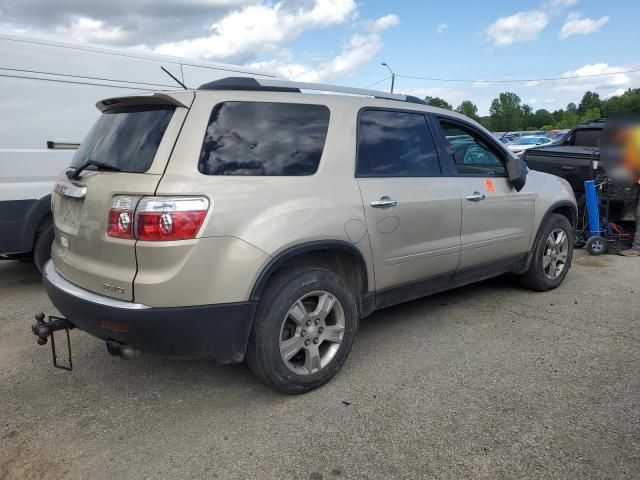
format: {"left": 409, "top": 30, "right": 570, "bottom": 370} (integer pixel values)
{"left": 199, "top": 102, "right": 330, "bottom": 176}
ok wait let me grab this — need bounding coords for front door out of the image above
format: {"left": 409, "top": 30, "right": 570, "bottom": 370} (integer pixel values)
{"left": 356, "top": 109, "right": 462, "bottom": 291}
{"left": 433, "top": 117, "right": 535, "bottom": 269}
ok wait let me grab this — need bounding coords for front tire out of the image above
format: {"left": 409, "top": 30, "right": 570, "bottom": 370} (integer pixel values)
{"left": 518, "top": 214, "right": 573, "bottom": 291}
{"left": 246, "top": 268, "right": 359, "bottom": 394}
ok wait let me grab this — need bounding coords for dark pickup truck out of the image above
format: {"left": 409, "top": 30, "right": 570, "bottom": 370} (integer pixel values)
{"left": 523, "top": 121, "right": 604, "bottom": 202}
{"left": 525, "top": 120, "right": 638, "bottom": 229}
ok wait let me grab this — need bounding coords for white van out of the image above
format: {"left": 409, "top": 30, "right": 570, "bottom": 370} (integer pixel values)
{"left": 0, "top": 32, "right": 279, "bottom": 270}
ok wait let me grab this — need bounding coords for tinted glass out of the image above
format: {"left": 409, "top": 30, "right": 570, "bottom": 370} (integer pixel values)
{"left": 572, "top": 128, "right": 601, "bottom": 147}
{"left": 199, "top": 102, "right": 330, "bottom": 176}
{"left": 71, "top": 105, "right": 175, "bottom": 173}
{"left": 357, "top": 110, "right": 440, "bottom": 177}
{"left": 439, "top": 120, "right": 507, "bottom": 176}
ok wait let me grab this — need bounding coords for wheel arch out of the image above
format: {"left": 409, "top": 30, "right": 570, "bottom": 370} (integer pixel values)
{"left": 249, "top": 240, "right": 370, "bottom": 304}
{"left": 20, "top": 194, "right": 52, "bottom": 252}
{"left": 542, "top": 200, "right": 578, "bottom": 231}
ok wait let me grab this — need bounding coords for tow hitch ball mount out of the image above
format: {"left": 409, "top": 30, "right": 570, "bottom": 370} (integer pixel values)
{"left": 31, "top": 313, "right": 75, "bottom": 371}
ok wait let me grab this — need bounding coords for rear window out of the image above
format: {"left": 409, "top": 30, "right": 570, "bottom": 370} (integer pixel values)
{"left": 572, "top": 128, "right": 601, "bottom": 147}
{"left": 198, "top": 102, "right": 330, "bottom": 176}
{"left": 71, "top": 105, "right": 175, "bottom": 173}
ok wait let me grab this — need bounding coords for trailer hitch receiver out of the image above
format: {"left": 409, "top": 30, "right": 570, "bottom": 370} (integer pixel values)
{"left": 31, "top": 313, "right": 75, "bottom": 371}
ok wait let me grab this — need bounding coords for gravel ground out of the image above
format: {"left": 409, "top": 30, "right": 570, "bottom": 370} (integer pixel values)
{"left": 1, "top": 251, "right": 639, "bottom": 480}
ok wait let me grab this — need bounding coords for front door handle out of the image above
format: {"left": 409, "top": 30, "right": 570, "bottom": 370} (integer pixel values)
{"left": 466, "top": 192, "right": 485, "bottom": 202}
{"left": 561, "top": 165, "right": 575, "bottom": 171}
{"left": 371, "top": 198, "right": 398, "bottom": 208}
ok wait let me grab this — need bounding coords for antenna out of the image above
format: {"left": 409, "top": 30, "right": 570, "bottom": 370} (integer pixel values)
{"left": 160, "top": 66, "right": 187, "bottom": 90}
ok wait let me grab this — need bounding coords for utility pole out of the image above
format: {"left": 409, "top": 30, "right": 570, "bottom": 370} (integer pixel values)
{"left": 381, "top": 62, "right": 395, "bottom": 93}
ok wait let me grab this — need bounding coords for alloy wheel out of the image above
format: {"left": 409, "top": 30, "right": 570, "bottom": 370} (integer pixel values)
{"left": 279, "top": 290, "right": 345, "bottom": 375}
{"left": 543, "top": 228, "right": 569, "bottom": 279}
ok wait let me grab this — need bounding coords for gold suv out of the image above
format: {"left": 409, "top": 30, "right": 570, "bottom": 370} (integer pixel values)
{"left": 43, "top": 77, "right": 577, "bottom": 393}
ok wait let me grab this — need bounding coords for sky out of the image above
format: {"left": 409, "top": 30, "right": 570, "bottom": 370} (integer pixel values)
{"left": 0, "top": 0, "right": 638, "bottom": 115}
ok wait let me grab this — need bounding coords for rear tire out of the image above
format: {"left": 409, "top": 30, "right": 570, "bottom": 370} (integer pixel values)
{"left": 33, "top": 224, "right": 54, "bottom": 273}
{"left": 518, "top": 214, "right": 573, "bottom": 291}
{"left": 246, "top": 268, "right": 359, "bottom": 394}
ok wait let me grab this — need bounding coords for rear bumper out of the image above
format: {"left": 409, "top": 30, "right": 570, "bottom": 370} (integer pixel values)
{"left": 42, "top": 261, "right": 257, "bottom": 363}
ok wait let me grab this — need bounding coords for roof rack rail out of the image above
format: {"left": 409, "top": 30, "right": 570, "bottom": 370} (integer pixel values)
{"left": 198, "top": 77, "right": 427, "bottom": 105}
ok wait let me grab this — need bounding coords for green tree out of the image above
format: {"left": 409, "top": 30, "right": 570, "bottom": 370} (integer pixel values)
{"left": 489, "top": 92, "right": 523, "bottom": 131}
{"left": 566, "top": 102, "right": 577, "bottom": 114}
{"left": 425, "top": 96, "right": 453, "bottom": 110}
{"left": 455, "top": 100, "right": 479, "bottom": 120}
{"left": 532, "top": 109, "right": 553, "bottom": 129}
{"left": 602, "top": 88, "right": 640, "bottom": 117}
{"left": 578, "top": 91, "right": 601, "bottom": 115}
{"left": 521, "top": 104, "right": 533, "bottom": 128}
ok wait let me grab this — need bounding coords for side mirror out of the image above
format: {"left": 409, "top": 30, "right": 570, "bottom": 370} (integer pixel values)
{"left": 507, "top": 155, "right": 527, "bottom": 191}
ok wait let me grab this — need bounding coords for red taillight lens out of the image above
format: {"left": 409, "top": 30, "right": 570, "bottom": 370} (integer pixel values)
{"left": 134, "top": 197, "right": 209, "bottom": 241}
{"left": 107, "top": 196, "right": 140, "bottom": 239}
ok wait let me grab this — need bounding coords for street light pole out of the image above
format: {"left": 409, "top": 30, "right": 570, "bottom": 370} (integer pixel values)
{"left": 381, "top": 62, "right": 395, "bottom": 93}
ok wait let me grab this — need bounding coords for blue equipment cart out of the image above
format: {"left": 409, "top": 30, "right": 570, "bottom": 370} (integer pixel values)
{"left": 581, "top": 178, "right": 635, "bottom": 255}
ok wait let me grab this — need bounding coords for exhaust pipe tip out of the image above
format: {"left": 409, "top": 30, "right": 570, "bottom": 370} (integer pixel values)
{"left": 106, "top": 341, "right": 140, "bottom": 360}
{"left": 119, "top": 345, "right": 140, "bottom": 360}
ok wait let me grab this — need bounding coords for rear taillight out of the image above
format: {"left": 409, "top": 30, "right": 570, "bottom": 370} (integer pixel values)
{"left": 108, "top": 196, "right": 209, "bottom": 241}
{"left": 107, "top": 195, "right": 140, "bottom": 239}
{"left": 135, "top": 196, "right": 209, "bottom": 241}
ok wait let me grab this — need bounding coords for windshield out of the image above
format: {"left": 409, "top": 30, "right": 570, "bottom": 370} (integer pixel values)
{"left": 71, "top": 105, "right": 175, "bottom": 173}
{"left": 515, "top": 137, "right": 547, "bottom": 145}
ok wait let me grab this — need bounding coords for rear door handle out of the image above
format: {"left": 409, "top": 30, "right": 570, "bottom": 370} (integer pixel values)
{"left": 561, "top": 165, "right": 575, "bottom": 171}
{"left": 466, "top": 192, "right": 485, "bottom": 202}
{"left": 371, "top": 198, "right": 398, "bottom": 208}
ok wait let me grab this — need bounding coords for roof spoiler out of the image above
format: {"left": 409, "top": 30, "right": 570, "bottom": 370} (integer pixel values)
{"left": 96, "top": 92, "right": 190, "bottom": 112}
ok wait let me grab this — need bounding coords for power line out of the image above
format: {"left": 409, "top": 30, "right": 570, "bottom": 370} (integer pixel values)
{"left": 362, "top": 76, "right": 391, "bottom": 88}
{"left": 395, "top": 68, "right": 640, "bottom": 84}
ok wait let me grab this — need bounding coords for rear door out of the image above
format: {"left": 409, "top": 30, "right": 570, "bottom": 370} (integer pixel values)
{"left": 51, "top": 94, "right": 192, "bottom": 301}
{"left": 356, "top": 109, "right": 461, "bottom": 291}
{"left": 433, "top": 116, "right": 535, "bottom": 269}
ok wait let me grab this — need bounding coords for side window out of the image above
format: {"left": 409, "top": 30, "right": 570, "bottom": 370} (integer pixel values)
{"left": 199, "top": 102, "right": 330, "bottom": 176}
{"left": 438, "top": 119, "right": 508, "bottom": 176}
{"left": 357, "top": 110, "right": 441, "bottom": 177}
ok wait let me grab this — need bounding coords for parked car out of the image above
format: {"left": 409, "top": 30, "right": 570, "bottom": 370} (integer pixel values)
{"left": 550, "top": 129, "right": 571, "bottom": 142}
{"left": 0, "top": 32, "right": 279, "bottom": 271}
{"left": 507, "top": 135, "right": 553, "bottom": 157}
{"left": 41, "top": 77, "right": 577, "bottom": 393}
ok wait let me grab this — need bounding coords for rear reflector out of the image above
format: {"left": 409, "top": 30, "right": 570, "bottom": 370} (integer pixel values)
{"left": 134, "top": 196, "right": 209, "bottom": 241}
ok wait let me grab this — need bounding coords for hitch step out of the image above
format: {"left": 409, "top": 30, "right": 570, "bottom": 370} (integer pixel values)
{"left": 31, "top": 313, "right": 75, "bottom": 371}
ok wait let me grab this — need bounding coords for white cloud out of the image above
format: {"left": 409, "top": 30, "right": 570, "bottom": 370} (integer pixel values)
{"left": 604, "top": 88, "right": 626, "bottom": 99}
{"left": 552, "top": 63, "right": 632, "bottom": 92}
{"left": 485, "top": 10, "right": 549, "bottom": 47}
{"left": 55, "top": 17, "right": 128, "bottom": 44}
{"left": 559, "top": 12, "right": 609, "bottom": 39}
{"left": 154, "top": 0, "right": 358, "bottom": 62}
{"left": 366, "top": 13, "right": 400, "bottom": 33}
{"left": 436, "top": 23, "right": 448, "bottom": 34}
{"left": 248, "top": 14, "right": 399, "bottom": 82}
{"left": 543, "top": 0, "right": 579, "bottom": 9}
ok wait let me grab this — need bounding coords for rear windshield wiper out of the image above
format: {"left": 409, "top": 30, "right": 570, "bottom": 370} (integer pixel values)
{"left": 66, "top": 160, "right": 121, "bottom": 180}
